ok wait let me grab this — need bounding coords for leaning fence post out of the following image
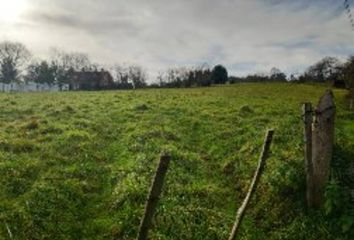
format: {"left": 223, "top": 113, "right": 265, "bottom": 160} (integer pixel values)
{"left": 137, "top": 153, "right": 171, "bottom": 240}
{"left": 311, "top": 90, "right": 335, "bottom": 208}
{"left": 228, "top": 129, "right": 274, "bottom": 240}
{"left": 302, "top": 102, "right": 313, "bottom": 208}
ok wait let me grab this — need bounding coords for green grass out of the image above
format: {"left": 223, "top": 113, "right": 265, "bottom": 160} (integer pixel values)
{"left": 0, "top": 83, "right": 353, "bottom": 239}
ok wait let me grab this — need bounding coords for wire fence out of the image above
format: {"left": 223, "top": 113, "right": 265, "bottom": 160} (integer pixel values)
{"left": 344, "top": 0, "right": 354, "bottom": 30}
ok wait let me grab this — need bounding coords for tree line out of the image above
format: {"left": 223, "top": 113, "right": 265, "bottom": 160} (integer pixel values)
{"left": 0, "top": 41, "right": 148, "bottom": 89}
{"left": 0, "top": 40, "right": 353, "bottom": 90}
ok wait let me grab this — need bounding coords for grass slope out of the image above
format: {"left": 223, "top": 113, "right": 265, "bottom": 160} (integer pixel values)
{"left": 0, "top": 83, "right": 353, "bottom": 239}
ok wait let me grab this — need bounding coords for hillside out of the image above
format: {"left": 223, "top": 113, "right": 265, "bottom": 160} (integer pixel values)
{"left": 0, "top": 83, "right": 353, "bottom": 239}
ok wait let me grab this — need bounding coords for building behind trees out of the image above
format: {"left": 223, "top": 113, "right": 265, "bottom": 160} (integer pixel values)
{"left": 69, "top": 70, "right": 114, "bottom": 90}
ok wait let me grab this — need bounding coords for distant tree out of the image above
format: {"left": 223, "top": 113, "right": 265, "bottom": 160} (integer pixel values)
{"left": 269, "top": 67, "right": 287, "bottom": 82}
{"left": 289, "top": 74, "right": 298, "bottom": 82}
{"left": 195, "top": 66, "right": 212, "bottom": 86}
{"left": 50, "top": 48, "right": 92, "bottom": 71}
{"left": 162, "top": 67, "right": 190, "bottom": 88}
{"left": 128, "top": 65, "right": 147, "bottom": 89}
{"left": 0, "top": 58, "right": 18, "bottom": 84}
{"left": 166, "top": 68, "right": 176, "bottom": 86}
{"left": 341, "top": 56, "right": 354, "bottom": 89}
{"left": 177, "top": 67, "right": 190, "bottom": 87}
{"left": 244, "top": 74, "right": 269, "bottom": 82}
{"left": 305, "top": 57, "right": 342, "bottom": 82}
{"left": 113, "top": 64, "right": 146, "bottom": 89}
{"left": 0, "top": 41, "right": 31, "bottom": 83}
{"left": 67, "top": 53, "right": 92, "bottom": 71}
{"left": 228, "top": 76, "right": 243, "bottom": 84}
{"left": 157, "top": 71, "right": 165, "bottom": 87}
{"left": 113, "top": 64, "right": 133, "bottom": 89}
{"left": 25, "top": 60, "right": 56, "bottom": 84}
{"left": 184, "top": 69, "right": 195, "bottom": 87}
{"left": 157, "top": 65, "right": 213, "bottom": 88}
{"left": 50, "top": 48, "right": 93, "bottom": 85}
{"left": 211, "top": 65, "right": 228, "bottom": 84}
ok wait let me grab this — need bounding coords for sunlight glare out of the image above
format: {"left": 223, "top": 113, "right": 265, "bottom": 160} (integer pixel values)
{"left": 0, "top": 0, "right": 28, "bottom": 23}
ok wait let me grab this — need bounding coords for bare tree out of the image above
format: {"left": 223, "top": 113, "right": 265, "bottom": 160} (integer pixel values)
{"left": 68, "top": 52, "right": 92, "bottom": 71}
{"left": 0, "top": 41, "right": 31, "bottom": 83}
{"left": 113, "top": 64, "right": 132, "bottom": 89}
{"left": 156, "top": 70, "right": 165, "bottom": 86}
{"left": 49, "top": 48, "right": 93, "bottom": 84}
{"left": 161, "top": 67, "right": 190, "bottom": 87}
{"left": 112, "top": 64, "right": 147, "bottom": 89}
{"left": 128, "top": 65, "right": 147, "bottom": 89}
{"left": 50, "top": 48, "right": 93, "bottom": 71}
{"left": 156, "top": 64, "right": 213, "bottom": 88}
{"left": 114, "top": 64, "right": 128, "bottom": 82}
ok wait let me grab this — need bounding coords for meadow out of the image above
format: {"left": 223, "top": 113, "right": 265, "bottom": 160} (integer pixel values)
{"left": 0, "top": 83, "right": 353, "bottom": 239}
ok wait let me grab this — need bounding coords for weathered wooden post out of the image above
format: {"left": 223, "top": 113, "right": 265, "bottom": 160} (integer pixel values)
{"left": 311, "top": 90, "right": 336, "bottom": 208}
{"left": 137, "top": 153, "right": 171, "bottom": 240}
{"left": 302, "top": 102, "right": 314, "bottom": 207}
{"left": 228, "top": 129, "right": 274, "bottom": 240}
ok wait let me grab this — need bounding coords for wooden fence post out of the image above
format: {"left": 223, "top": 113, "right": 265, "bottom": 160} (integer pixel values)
{"left": 228, "top": 129, "right": 274, "bottom": 240}
{"left": 302, "top": 102, "right": 314, "bottom": 208}
{"left": 311, "top": 90, "right": 335, "bottom": 208}
{"left": 137, "top": 153, "right": 171, "bottom": 240}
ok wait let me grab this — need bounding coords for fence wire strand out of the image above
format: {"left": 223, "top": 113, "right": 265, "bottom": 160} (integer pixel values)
{"left": 344, "top": 0, "right": 354, "bottom": 31}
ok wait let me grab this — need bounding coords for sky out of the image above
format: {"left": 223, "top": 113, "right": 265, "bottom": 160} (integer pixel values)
{"left": 0, "top": 0, "right": 354, "bottom": 80}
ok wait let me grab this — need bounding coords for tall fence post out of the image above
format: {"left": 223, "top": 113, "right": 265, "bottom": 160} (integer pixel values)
{"left": 302, "top": 102, "right": 314, "bottom": 208}
{"left": 137, "top": 153, "right": 171, "bottom": 240}
{"left": 228, "top": 129, "right": 274, "bottom": 240}
{"left": 310, "top": 90, "right": 336, "bottom": 208}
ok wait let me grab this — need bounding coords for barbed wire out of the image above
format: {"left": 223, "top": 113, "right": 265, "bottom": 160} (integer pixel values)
{"left": 344, "top": 0, "right": 354, "bottom": 30}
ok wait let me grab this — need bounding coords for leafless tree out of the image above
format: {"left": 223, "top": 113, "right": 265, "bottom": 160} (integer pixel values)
{"left": 112, "top": 64, "right": 132, "bottom": 89}
{"left": 113, "top": 64, "right": 148, "bottom": 89}
{"left": 49, "top": 48, "right": 93, "bottom": 84}
{"left": 0, "top": 41, "right": 31, "bottom": 83}
{"left": 114, "top": 64, "right": 128, "bottom": 82}
{"left": 128, "top": 65, "right": 147, "bottom": 89}
{"left": 50, "top": 48, "right": 92, "bottom": 71}
{"left": 156, "top": 71, "right": 165, "bottom": 86}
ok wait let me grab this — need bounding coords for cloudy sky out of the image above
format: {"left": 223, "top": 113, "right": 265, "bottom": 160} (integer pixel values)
{"left": 0, "top": 0, "right": 354, "bottom": 79}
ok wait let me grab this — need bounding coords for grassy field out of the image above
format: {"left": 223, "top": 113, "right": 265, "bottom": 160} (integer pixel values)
{"left": 0, "top": 83, "right": 353, "bottom": 239}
